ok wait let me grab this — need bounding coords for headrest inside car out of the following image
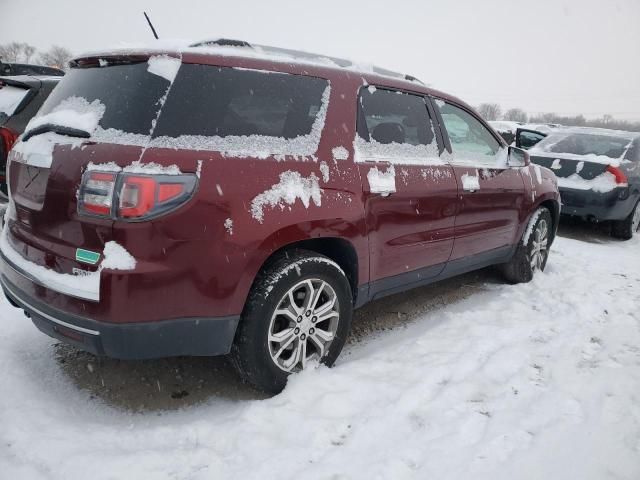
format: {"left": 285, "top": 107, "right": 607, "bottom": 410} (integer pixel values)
{"left": 372, "top": 122, "right": 405, "bottom": 144}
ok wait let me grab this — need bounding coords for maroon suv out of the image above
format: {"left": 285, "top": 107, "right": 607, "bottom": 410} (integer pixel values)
{"left": 0, "top": 42, "right": 560, "bottom": 392}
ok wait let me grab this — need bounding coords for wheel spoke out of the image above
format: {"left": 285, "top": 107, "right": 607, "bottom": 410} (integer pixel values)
{"left": 315, "top": 295, "right": 337, "bottom": 317}
{"left": 273, "top": 331, "right": 297, "bottom": 360}
{"left": 283, "top": 339, "right": 303, "bottom": 370}
{"left": 313, "top": 327, "right": 335, "bottom": 342}
{"left": 308, "top": 333, "right": 326, "bottom": 358}
{"left": 308, "top": 281, "right": 326, "bottom": 312}
{"left": 299, "top": 339, "right": 308, "bottom": 370}
{"left": 288, "top": 290, "right": 303, "bottom": 316}
{"left": 274, "top": 306, "right": 298, "bottom": 322}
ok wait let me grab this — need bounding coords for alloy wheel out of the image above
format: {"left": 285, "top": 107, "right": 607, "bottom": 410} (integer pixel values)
{"left": 268, "top": 278, "right": 340, "bottom": 372}
{"left": 530, "top": 218, "right": 549, "bottom": 271}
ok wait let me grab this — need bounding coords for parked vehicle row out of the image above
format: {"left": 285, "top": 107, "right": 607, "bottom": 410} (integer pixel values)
{"left": 0, "top": 41, "right": 560, "bottom": 392}
{"left": 527, "top": 127, "right": 640, "bottom": 239}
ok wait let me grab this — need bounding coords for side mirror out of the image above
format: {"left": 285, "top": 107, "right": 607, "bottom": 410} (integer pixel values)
{"left": 508, "top": 146, "right": 529, "bottom": 167}
{"left": 515, "top": 128, "right": 547, "bottom": 150}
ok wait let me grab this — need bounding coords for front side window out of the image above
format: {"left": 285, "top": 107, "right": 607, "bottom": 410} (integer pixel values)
{"left": 356, "top": 87, "right": 440, "bottom": 164}
{"left": 435, "top": 100, "right": 505, "bottom": 166}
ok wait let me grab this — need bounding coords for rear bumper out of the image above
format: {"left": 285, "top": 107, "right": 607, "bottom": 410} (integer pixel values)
{"left": 1, "top": 274, "right": 240, "bottom": 359}
{"left": 559, "top": 186, "right": 639, "bottom": 221}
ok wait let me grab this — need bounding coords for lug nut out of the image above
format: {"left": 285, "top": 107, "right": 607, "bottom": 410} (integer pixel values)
{"left": 309, "top": 328, "right": 315, "bottom": 334}
{"left": 297, "top": 316, "right": 302, "bottom": 323}
{"left": 294, "top": 327, "right": 300, "bottom": 334}
{"left": 312, "top": 316, "right": 317, "bottom": 323}
{"left": 306, "top": 310, "right": 311, "bottom": 317}
{"left": 301, "top": 334, "right": 306, "bottom": 340}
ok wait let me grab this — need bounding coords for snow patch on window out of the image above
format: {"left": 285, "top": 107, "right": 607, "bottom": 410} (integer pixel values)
{"left": 557, "top": 172, "right": 623, "bottom": 193}
{"left": 0, "top": 85, "right": 29, "bottom": 116}
{"left": 434, "top": 98, "right": 446, "bottom": 108}
{"left": 332, "top": 146, "right": 349, "bottom": 161}
{"left": 319, "top": 161, "right": 330, "bottom": 182}
{"left": 26, "top": 96, "right": 105, "bottom": 135}
{"left": 367, "top": 165, "right": 396, "bottom": 195}
{"left": 101, "top": 241, "right": 136, "bottom": 270}
{"left": 147, "top": 55, "right": 181, "bottom": 83}
{"left": 576, "top": 161, "right": 584, "bottom": 174}
{"left": 224, "top": 218, "right": 234, "bottom": 235}
{"left": 148, "top": 85, "right": 330, "bottom": 158}
{"left": 461, "top": 171, "right": 480, "bottom": 191}
{"left": 551, "top": 159, "right": 561, "bottom": 170}
{"left": 367, "top": 85, "right": 377, "bottom": 94}
{"left": 250, "top": 171, "right": 322, "bottom": 223}
{"left": 354, "top": 136, "right": 444, "bottom": 166}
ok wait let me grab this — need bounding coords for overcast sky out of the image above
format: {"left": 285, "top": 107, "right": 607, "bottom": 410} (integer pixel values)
{"left": 2, "top": 0, "right": 639, "bottom": 120}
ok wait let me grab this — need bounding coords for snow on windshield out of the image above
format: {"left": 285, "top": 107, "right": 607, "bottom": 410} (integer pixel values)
{"left": 147, "top": 55, "right": 181, "bottom": 82}
{"left": 0, "top": 85, "right": 29, "bottom": 117}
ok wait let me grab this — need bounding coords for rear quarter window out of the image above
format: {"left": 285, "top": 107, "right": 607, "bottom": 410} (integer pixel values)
{"left": 153, "top": 65, "right": 329, "bottom": 140}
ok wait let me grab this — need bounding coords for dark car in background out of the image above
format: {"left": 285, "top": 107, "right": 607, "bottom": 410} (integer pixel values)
{"left": 527, "top": 127, "right": 640, "bottom": 239}
{"left": 0, "top": 75, "right": 61, "bottom": 199}
{"left": 0, "top": 60, "right": 65, "bottom": 77}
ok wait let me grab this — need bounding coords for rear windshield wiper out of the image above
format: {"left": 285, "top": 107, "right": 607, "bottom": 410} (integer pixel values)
{"left": 22, "top": 123, "right": 91, "bottom": 143}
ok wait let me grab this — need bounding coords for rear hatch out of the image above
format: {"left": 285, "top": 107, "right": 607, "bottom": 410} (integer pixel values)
{"left": 5, "top": 56, "right": 177, "bottom": 277}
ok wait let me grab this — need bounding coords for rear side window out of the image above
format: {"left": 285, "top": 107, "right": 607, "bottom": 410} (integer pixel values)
{"left": 356, "top": 87, "right": 440, "bottom": 164}
{"left": 435, "top": 100, "right": 504, "bottom": 166}
{"left": 0, "top": 84, "right": 30, "bottom": 119}
{"left": 153, "top": 65, "right": 329, "bottom": 140}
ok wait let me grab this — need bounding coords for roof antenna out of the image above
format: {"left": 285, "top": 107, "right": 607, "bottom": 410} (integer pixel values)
{"left": 144, "top": 11, "right": 159, "bottom": 39}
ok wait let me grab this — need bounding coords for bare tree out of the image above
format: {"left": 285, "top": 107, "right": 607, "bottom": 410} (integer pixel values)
{"left": 0, "top": 42, "right": 38, "bottom": 62}
{"left": 503, "top": 108, "right": 528, "bottom": 123}
{"left": 37, "top": 45, "right": 73, "bottom": 70}
{"left": 477, "top": 103, "right": 502, "bottom": 121}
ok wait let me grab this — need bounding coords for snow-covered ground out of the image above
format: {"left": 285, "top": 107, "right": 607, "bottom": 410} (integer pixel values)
{"left": 1, "top": 228, "right": 639, "bottom": 480}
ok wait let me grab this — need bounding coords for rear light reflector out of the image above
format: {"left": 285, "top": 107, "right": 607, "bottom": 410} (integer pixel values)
{"left": 606, "top": 165, "right": 627, "bottom": 184}
{"left": 78, "top": 170, "right": 197, "bottom": 220}
{"left": 81, "top": 172, "right": 116, "bottom": 215}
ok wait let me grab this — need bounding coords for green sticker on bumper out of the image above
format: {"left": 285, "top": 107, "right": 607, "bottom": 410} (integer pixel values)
{"left": 76, "top": 248, "right": 100, "bottom": 265}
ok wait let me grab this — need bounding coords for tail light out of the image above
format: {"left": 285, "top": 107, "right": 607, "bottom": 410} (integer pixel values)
{"left": 79, "top": 171, "right": 197, "bottom": 220}
{"left": 0, "top": 127, "right": 19, "bottom": 182}
{"left": 606, "top": 165, "right": 627, "bottom": 185}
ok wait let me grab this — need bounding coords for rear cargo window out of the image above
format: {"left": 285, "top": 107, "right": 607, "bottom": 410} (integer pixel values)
{"left": 36, "top": 62, "right": 169, "bottom": 135}
{"left": 535, "top": 133, "right": 632, "bottom": 159}
{"left": 0, "top": 84, "right": 30, "bottom": 118}
{"left": 152, "top": 65, "right": 329, "bottom": 139}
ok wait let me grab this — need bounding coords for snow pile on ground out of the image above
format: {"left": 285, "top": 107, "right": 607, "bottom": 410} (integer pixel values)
{"left": 250, "top": 171, "right": 322, "bottom": 223}
{"left": 147, "top": 55, "right": 181, "bottom": 82}
{"left": 0, "top": 235, "right": 639, "bottom": 479}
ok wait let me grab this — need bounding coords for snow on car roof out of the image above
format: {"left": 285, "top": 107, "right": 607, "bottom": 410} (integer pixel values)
{"left": 75, "top": 38, "right": 424, "bottom": 86}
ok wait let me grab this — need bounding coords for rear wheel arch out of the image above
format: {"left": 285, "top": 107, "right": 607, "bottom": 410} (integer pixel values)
{"left": 251, "top": 237, "right": 359, "bottom": 307}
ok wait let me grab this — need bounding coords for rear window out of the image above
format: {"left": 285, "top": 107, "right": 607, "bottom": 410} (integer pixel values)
{"left": 534, "top": 132, "right": 632, "bottom": 159}
{"left": 36, "top": 62, "right": 169, "bottom": 135}
{"left": 0, "top": 84, "right": 30, "bottom": 119}
{"left": 153, "top": 65, "right": 329, "bottom": 139}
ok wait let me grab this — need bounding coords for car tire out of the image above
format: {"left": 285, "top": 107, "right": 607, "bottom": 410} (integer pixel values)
{"left": 611, "top": 201, "right": 640, "bottom": 240}
{"left": 231, "top": 249, "right": 353, "bottom": 394}
{"left": 501, "top": 207, "right": 552, "bottom": 284}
